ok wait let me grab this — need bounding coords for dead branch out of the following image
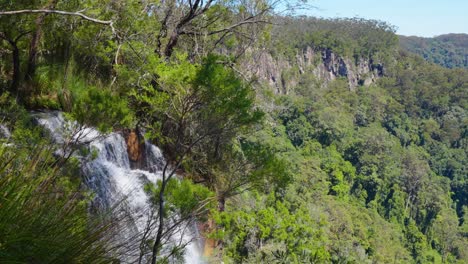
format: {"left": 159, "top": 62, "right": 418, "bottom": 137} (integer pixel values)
{"left": 0, "top": 9, "right": 116, "bottom": 36}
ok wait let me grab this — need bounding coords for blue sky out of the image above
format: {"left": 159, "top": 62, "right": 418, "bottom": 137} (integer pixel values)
{"left": 305, "top": 0, "right": 468, "bottom": 37}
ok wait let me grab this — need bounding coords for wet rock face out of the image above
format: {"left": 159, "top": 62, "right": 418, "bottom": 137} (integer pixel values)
{"left": 127, "top": 131, "right": 140, "bottom": 161}
{"left": 123, "top": 129, "right": 146, "bottom": 169}
{"left": 245, "top": 46, "right": 385, "bottom": 93}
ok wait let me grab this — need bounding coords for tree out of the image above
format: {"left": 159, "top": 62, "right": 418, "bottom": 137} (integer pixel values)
{"left": 205, "top": 138, "right": 289, "bottom": 211}
{"left": 0, "top": 30, "right": 29, "bottom": 94}
{"left": 400, "top": 147, "right": 430, "bottom": 217}
{"left": 0, "top": 2, "right": 116, "bottom": 97}
{"left": 432, "top": 209, "right": 459, "bottom": 262}
{"left": 141, "top": 178, "right": 214, "bottom": 263}
{"left": 132, "top": 54, "right": 266, "bottom": 262}
{"left": 152, "top": 0, "right": 301, "bottom": 60}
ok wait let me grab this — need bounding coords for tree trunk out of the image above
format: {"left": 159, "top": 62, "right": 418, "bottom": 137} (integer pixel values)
{"left": 155, "top": 1, "right": 174, "bottom": 57}
{"left": 151, "top": 175, "right": 167, "bottom": 264}
{"left": 1, "top": 32, "right": 31, "bottom": 97}
{"left": 217, "top": 195, "right": 225, "bottom": 212}
{"left": 25, "top": 0, "right": 58, "bottom": 81}
{"left": 163, "top": 31, "right": 179, "bottom": 59}
{"left": 25, "top": 24, "right": 42, "bottom": 81}
{"left": 10, "top": 44, "right": 20, "bottom": 95}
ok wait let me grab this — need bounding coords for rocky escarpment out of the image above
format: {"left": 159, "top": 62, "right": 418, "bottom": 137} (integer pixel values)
{"left": 245, "top": 47, "right": 384, "bottom": 93}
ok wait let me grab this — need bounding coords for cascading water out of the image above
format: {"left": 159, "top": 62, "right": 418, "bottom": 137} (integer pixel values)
{"left": 34, "top": 112, "right": 204, "bottom": 263}
{"left": 0, "top": 124, "right": 11, "bottom": 139}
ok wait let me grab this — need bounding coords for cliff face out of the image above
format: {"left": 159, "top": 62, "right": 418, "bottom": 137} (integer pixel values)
{"left": 245, "top": 47, "right": 384, "bottom": 93}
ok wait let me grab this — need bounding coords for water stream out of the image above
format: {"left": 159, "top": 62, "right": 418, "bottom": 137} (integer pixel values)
{"left": 35, "top": 111, "right": 204, "bottom": 263}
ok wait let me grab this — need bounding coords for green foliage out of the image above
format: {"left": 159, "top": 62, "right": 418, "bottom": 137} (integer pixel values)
{"left": 193, "top": 55, "right": 264, "bottom": 129}
{"left": 206, "top": 136, "right": 290, "bottom": 202}
{"left": 213, "top": 192, "right": 330, "bottom": 263}
{"left": 146, "top": 178, "right": 214, "bottom": 220}
{"left": 217, "top": 43, "right": 467, "bottom": 263}
{"left": 271, "top": 16, "right": 398, "bottom": 61}
{"left": 0, "top": 3, "right": 467, "bottom": 263}
{"left": 132, "top": 54, "right": 270, "bottom": 204}
{"left": 400, "top": 34, "right": 468, "bottom": 69}
{"left": 320, "top": 145, "right": 355, "bottom": 199}
{"left": 69, "top": 85, "right": 134, "bottom": 133}
{"left": 131, "top": 53, "right": 262, "bottom": 144}
{"left": 0, "top": 101, "right": 115, "bottom": 262}
{"left": 404, "top": 219, "right": 429, "bottom": 262}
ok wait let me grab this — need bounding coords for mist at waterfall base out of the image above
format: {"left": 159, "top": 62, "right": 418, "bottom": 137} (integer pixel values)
{"left": 35, "top": 112, "right": 204, "bottom": 263}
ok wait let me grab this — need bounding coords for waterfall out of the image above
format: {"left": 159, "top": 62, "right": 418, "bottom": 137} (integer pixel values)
{"left": 34, "top": 112, "right": 204, "bottom": 263}
{"left": 0, "top": 124, "right": 11, "bottom": 139}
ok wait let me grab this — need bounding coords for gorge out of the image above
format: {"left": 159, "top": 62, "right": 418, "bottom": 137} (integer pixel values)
{"left": 0, "top": 2, "right": 467, "bottom": 263}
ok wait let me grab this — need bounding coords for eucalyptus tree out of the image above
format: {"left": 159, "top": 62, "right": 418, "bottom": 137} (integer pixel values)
{"left": 0, "top": 1, "right": 306, "bottom": 262}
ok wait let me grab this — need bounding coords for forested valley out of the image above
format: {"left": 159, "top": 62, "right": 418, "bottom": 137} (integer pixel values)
{"left": 0, "top": 1, "right": 466, "bottom": 263}
{"left": 399, "top": 34, "right": 468, "bottom": 69}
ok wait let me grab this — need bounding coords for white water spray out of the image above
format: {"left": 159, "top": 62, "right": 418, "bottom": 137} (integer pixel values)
{"left": 35, "top": 112, "right": 204, "bottom": 264}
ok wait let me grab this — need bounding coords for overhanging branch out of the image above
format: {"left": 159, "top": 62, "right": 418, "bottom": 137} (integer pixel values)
{"left": 0, "top": 9, "right": 116, "bottom": 36}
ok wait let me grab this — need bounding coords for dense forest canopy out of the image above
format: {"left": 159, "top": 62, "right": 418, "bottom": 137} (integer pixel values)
{"left": 270, "top": 16, "right": 398, "bottom": 60}
{"left": 0, "top": 1, "right": 467, "bottom": 263}
{"left": 399, "top": 34, "right": 468, "bottom": 69}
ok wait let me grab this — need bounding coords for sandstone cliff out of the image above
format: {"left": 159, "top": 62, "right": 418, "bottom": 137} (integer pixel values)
{"left": 244, "top": 46, "right": 384, "bottom": 93}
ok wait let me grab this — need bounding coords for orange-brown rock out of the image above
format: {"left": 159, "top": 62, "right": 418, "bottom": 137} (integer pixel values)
{"left": 126, "top": 130, "right": 140, "bottom": 162}
{"left": 203, "top": 238, "right": 216, "bottom": 257}
{"left": 199, "top": 218, "right": 217, "bottom": 257}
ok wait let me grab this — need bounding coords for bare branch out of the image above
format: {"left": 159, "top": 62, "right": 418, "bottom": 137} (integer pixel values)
{"left": 0, "top": 9, "right": 116, "bottom": 36}
{"left": 182, "top": 19, "right": 271, "bottom": 36}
